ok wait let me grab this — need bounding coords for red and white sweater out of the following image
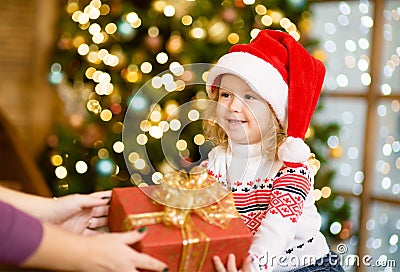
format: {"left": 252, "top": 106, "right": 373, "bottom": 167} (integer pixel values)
{"left": 205, "top": 143, "right": 329, "bottom": 271}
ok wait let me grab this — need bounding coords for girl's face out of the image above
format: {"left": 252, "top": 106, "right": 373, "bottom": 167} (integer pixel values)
{"left": 216, "top": 74, "right": 275, "bottom": 145}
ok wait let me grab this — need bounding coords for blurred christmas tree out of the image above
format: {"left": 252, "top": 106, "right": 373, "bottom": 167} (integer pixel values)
{"left": 43, "top": 0, "right": 350, "bottom": 242}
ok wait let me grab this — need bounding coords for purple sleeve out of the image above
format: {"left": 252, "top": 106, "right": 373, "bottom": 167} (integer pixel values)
{"left": 0, "top": 200, "right": 43, "bottom": 264}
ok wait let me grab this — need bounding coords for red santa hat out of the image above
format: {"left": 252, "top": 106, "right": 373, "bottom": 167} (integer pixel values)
{"left": 206, "top": 29, "right": 326, "bottom": 163}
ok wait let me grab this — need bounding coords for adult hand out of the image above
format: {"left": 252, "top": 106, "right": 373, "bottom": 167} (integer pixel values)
{"left": 84, "top": 229, "right": 168, "bottom": 272}
{"left": 213, "top": 254, "right": 252, "bottom": 272}
{"left": 22, "top": 223, "right": 168, "bottom": 272}
{"left": 48, "top": 190, "right": 111, "bottom": 235}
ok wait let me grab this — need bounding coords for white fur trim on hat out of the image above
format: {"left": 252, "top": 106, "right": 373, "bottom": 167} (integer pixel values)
{"left": 278, "top": 136, "right": 310, "bottom": 163}
{"left": 206, "top": 52, "right": 288, "bottom": 123}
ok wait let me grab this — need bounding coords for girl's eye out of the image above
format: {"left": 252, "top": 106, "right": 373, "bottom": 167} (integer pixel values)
{"left": 220, "top": 92, "right": 231, "bottom": 98}
{"left": 245, "top": 94, "right": 257, "bottom": 100}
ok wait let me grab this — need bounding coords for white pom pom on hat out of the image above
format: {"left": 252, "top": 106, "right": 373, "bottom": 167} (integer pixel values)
{"left": 206, "top": 30, "right": 326, "bottom": 163}
{"left": 277, "top": 136, "right": 311, "bottom": 163}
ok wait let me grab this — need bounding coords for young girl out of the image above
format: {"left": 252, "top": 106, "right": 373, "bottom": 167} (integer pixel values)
{"left": 204, "top": 30, "right": 344, "bottom": 271}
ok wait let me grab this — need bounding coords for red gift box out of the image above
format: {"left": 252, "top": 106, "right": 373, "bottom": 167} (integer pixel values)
{"left": 109, "top": 186, "right": 252, "bottom": 272}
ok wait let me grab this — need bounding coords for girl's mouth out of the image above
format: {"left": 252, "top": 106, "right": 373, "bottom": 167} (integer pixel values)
{"left": 227, "top": 119, "right": 247, "bottom": 124}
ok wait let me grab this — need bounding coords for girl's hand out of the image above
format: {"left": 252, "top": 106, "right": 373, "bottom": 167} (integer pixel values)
{"left": 213, "top": 254, "right": 252, "bottom": 272}
{"left": 48, "top": 190, "right": 111, "bottom": 235}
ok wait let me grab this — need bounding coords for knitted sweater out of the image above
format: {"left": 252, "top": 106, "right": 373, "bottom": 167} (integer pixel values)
{"left": 205, "top": 143, "right": 329, "bottom": 271}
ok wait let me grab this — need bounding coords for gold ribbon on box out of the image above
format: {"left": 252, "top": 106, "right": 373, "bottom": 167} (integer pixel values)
{"left": 123, "top": 166, "right": 239, "bottom": 272}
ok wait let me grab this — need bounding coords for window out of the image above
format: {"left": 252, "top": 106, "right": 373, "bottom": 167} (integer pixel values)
{"left": 310, "top": 1, "right": 399, "bottom": 271}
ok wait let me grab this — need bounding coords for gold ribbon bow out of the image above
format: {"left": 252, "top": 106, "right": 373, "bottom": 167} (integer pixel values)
{"left": 123, "top": 166, "right": 239, "bottom": 271}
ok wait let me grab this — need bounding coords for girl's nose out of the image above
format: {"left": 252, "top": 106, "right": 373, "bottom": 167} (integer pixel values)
{"left": 228, "top": 95, "right": 243, "bottom": 112}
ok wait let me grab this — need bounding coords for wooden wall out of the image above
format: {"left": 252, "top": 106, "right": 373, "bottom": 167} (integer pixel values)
{"left": 0, "top": 0, "right": 59, "bottom": 158}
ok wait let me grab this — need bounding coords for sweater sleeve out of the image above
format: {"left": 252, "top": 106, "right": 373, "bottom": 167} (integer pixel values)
{"left": 0, "top": 200, "right": 43, "bottom": 265}
{"left": 249, "top": 163, "right": 312, "bottom": 271}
